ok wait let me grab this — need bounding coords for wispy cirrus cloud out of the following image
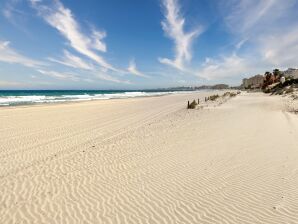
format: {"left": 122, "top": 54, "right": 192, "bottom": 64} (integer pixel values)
{"left": 29, "top": 0, "right": 133, "bottom": 84}
{"left": 0, "top": 39, "right": 129, "bottom": 84}
{"left": 0, "top": 40, "right": 44, "bottom": 68}
{"left": 159, "top": 0, "right": 202, "bottom": 71}
{"left": 127, "top": 59, "right": 149, "bottom": 78}
{"left": 30, "top": 0, "right": 117, "bottom": 72}
{"left": 38, "top": 68, "right": 130, "bottom": 84}
{"left": 198, "top": 0, "right": 298, "bottom": 81}
{"left": 223, "top": 0, "right": 278, "bottom": 35}
{"left": 2, "top": 0, "right": 26, "bottom": 23}
{"left": 93, "top": 72, "right": 131, "bottom": 84}
{"left": 37, "top": 69, "right": 80, "bottom": 81}
{"left": 259, "top": 27, "right": 298, "bottom": 68}
{"left": 2, "top": 1, "right": 15, "bottom": 20}
{"left": 48, "top": 50, "right": 94, "bottom": 70}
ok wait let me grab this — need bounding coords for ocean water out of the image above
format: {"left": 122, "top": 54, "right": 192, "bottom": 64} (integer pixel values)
{"left": 0, "top": 90, "right": 189, "bottom": 106}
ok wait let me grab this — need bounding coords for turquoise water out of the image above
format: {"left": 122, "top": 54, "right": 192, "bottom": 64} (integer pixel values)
{"left": 0, "top": 90, "right": 188, "bottom": 106}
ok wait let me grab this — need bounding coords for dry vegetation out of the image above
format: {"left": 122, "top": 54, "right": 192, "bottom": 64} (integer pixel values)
{"left": 187, "top": 91, "right": 240, "bottom": 109}
{"left": 187, "top": 100, "right": 198, "bottom": 109}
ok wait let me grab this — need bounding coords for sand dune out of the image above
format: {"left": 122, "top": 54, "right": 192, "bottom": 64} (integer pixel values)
{"left": 1, "top": 92, "right": 298, "bottom": 223}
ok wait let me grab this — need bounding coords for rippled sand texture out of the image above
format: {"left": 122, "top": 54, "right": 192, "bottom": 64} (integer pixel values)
{"left": 1, "top": 92, "right": 298, "bottom": 224}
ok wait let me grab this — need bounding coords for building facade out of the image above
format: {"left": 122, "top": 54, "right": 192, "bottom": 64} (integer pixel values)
{"left": 242, "top": 75, "right": 264, "bottom": 89}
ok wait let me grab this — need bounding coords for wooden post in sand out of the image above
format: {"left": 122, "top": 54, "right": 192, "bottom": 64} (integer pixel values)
{"left": 187, "top": 101, "right": 190, "bottom": 109}
{"left": 198, "top": 98, "right": 200, "bottom": 104}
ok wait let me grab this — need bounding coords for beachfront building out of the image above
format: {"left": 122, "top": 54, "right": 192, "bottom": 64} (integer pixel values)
{"left": 283, "top": 68, "right": 298, "bottom": 79}
{"left": 242, "top": 75, "right": 264, "bottom": 89}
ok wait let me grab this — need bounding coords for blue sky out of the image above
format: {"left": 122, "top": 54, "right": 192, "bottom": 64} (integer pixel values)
{"left": 0, "top": 0, "right": 298, "bottom": 89}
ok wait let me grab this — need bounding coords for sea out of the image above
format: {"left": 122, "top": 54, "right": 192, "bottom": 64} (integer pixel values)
{"left": 0, "top": 90, "right": 193, "bottom": 106}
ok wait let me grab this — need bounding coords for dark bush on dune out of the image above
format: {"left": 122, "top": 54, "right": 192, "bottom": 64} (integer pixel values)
{"left": 266, "top": 78, "right": 298, "bottom": 94}
{"left": 223, "top": 92, "right": 237, "bottom": 97}
{"left": 187, "top": 100, "right": 197, "bottom": 109}
{"left": 285, "top": 87, "right": 294, "bottom": 94}
{"left": 209, "top": 94, "right": 219, "bottom": 101}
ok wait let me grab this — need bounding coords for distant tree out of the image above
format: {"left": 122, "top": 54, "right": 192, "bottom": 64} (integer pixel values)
{"left": 262, "top": 71, "right": 274, "bottom": 89}
{"left": 273, "top": 69, "right": 281, "bottom": 77}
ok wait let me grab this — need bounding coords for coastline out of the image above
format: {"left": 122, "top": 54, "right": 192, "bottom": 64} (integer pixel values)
{"left": 1, "top": 91, "right": 298, "bottom": 223}
{"left": 0, "top": 89, "right": 221, "bottom": 109}
{"left": 0, "top": 90, "right": 205, "bottom": 108}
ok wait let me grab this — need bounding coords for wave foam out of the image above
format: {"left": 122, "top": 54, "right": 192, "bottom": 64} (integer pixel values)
{"left": 0, "top": 91, "right": 173, "bottom": 106}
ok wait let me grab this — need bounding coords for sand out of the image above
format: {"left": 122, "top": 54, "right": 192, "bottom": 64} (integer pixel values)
{"left": 1, "top": 91, "right": 298, "bottom": 224}
{"left": 284, "top": 89, "right": 298, "bottom": 114}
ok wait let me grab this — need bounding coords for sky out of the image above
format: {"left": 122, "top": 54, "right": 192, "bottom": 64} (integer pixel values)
{"left": 0, "top": 0, "right": 298, "bottom": 90}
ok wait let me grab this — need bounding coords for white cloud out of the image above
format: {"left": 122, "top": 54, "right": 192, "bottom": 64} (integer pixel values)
{"left": 3, "top": 7, "right": 12, "bottom": 19}
{"left": 221, "top": 0, "right": 298, "bottom": 49}
{"left": 197, "top": 54, "right": 249, "bottom": 80}
{"left": 38, "top": 68, "right": 131, "bottom": 84}
{"left": 48, "top": 50, "right": 94, "bottom": 70}
{"left": 48, "top": 52, "right": 131, "bottom": 84}
{"left": 127, "top": 59, "right": 149, "bottom": 78}
{"left": 159, "top": 0, "right": 202, "bottom": 71}
{"left": 30, "top": 0, "right": 117, "bottom": 71}
{"left": 38, "top": 69, "right": 80, "bottom": 81}
{"left": 29, "top": 0, "right": 133, "bottom": 84}
{"left": 240, "top": 0, "right": 298, "bottom": 69}
{"left": 30, "top": 0, "right": 41, "bottom": 4}
{"left": 94, "top": 73, "right": 131, "bottom": 84}
{"left": 201, "top": 0, "right": 298, "bottom": 81}
{"left": 0, "top": 40, "right": 44, "bottom": 68}
{"left": 48, "top": 51, "right": 132, "bottom": 83}
{"left": 91, "top": 29, "right": 107, "bottom": 52}
{"left": 2, "top": 0, "right": 34, "bottom": 36}
{"left": 2, "top": 0, "right": 26, "bottom": 21}
{"left": 0, "top": 40, "right": 128, "bottom": 84}
{"left": 223, "top": 0, "right": 278, "bottom": 35}
{"left": 259, "top": 27, "right": 298, "bottom": 68}
{"left": 235, "top": 38, "right": 248, "bottom": 50}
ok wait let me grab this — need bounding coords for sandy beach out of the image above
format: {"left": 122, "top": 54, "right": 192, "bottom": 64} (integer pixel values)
{"left": 1, "top": 92, "right": 298, "bottom": 224}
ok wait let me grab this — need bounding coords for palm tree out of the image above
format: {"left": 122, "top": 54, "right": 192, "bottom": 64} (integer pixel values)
{"left": 273, "top": 69, "right": 281, "bottom": 78}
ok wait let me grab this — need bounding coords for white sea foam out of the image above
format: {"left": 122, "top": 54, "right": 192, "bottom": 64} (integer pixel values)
{"left": 0, "top": 91, "right": 181, "bottom": 106}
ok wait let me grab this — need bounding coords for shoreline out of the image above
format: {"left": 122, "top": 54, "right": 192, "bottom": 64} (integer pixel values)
{"left": 0, "top": 89, "right": 225, "bottom": 109}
